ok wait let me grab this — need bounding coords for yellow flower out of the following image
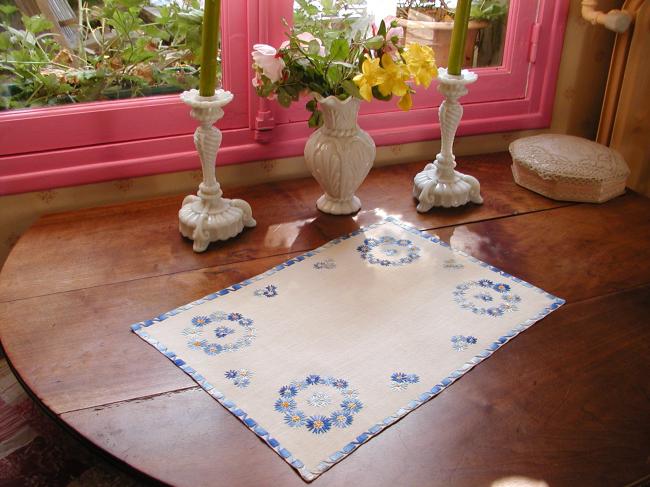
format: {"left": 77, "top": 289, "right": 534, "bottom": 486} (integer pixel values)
{"left": 353, "top": 56, "right": 386, "bottom": 102}
{"left": 398, "top": 91, "right": 413, "bottom": 111}
{"left": 377, "top": 53, "right": 410, "bottom": 98}
{"left": 403, "top": 43, "right": 438, "bottom": 88}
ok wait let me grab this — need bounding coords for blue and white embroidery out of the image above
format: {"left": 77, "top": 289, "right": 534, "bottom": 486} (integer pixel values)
{"left": 330, "top": 411, "right": 354, "bottom": 428}
{"left": 187, "top": 338, "right": 208, "bottom": 351}
{"left": 191, "top": 316, "right": 212, "bottom": 327}
{"left": 474, "top": 292, "right": 493, "bottom": 302}
{"left": 388, "top": 372, "right": 420, "bottom": 391}
{"left": 185, "top": 311, "right": 255, "bottom": 356}
{"left": 254, "top": 285, "right": 279, "bottom": 298}
{"left": 453, "top": 280, "right": 522, "bottom": 317}
{"left": 340, "top": 398, "right": 363, "bottom": 413}
{"left": 181, "top": 327, "right": 203, "bottom": 338}
{"left": 275, "top": 398, "right": 297, "bottom": 412}
{"left": 225, "top": 369, "right": 254, "bottom": 388}
{"left": 341, "top": 388, "right": 359, "bottom": 399}
{"left": 451, "top": 335, "right": 478, "bottom": 351}
{"left": 307, "top": 391, "right": 332, "bottom": 408}
{"left": 313, "top": 258, "right": 336, "bottom": 270}
{"left": 274, "top": 374, "right": 362, "bottom": 435}
{"left": 279, "top": 384, "right": 299, "bottom": 398}
{"left": 443, "top": 258, "right": 464, "bottom": 269}
{"left": 284, "top": 411, "right": 307, "bottom": 428}
{"left": 356, "top": 235, "right": 421, "bottom": 267}
{"left": 214, "top": 326, "right": 235, "bottom": 338}
{"left": 306, "top": 415, "right": 332, "bottom": 434}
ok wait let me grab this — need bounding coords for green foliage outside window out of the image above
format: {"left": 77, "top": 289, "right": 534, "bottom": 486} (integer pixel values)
{"left": 293, "top": 0, "right": 368, "bottom": 40}
{"left": 395, "top": 0, "right": 507, "bottom": 22}
{"left": 0, "top": 0, "right": 208, "bottom": 110}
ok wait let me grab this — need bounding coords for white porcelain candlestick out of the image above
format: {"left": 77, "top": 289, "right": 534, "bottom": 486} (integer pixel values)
{"left": 179, "top": 89, "right": 256, "bottom": 252}
{"left": 413, "top": 68, "right": 483, "bottom": 211}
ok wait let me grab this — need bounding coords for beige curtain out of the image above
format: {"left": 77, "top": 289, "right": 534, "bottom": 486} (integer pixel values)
{"left": 598, "top": 0, "right": 650, "bottom": 196}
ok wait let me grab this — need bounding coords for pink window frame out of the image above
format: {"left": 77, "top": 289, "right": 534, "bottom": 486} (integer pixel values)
{"left": 0, "top": 0, "right": 569, "bottom": 196}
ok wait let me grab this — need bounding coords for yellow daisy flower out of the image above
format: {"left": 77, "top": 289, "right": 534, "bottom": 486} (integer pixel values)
{"left": 398, "top": 91, "right": 413, "bottom": 111}
{"left": 377, "top": 53, "right": 410, "bottom": 98}
{"left": 353, "top": 56, "right": 386, "bottom": 102}
{"left": 403, "top": 43, "right": 438, "bottom": 88}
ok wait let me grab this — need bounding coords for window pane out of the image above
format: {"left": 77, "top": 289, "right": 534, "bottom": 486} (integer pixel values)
{"left": 0, "top": 0, "right": 215, "bottom": 111}
{"left": 292, "top": 0, "right": 509, "bottom": 68}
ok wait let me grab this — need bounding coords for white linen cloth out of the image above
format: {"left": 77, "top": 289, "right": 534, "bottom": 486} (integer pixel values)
{"left": 132, "top": 218, "right": 564, "bottom": 481}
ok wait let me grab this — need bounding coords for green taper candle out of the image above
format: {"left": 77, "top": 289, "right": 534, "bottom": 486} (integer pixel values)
{"left": 447, "top": 0, "right": 471, "bottom": 76}
{"left": 199, "top": 0, "right": 221, "bottom": 97}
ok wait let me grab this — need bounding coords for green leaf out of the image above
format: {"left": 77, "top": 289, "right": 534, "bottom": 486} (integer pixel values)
{"left": 377, "top": 20, "right": 387, "bottom": 38}
{"left": 321, "top": 0, "right": 334, "bottom": 14}
{"left": 58, "top": 83, "right": 73, "bottom": 94}
{"left": 258, "top": 79, "right": 275, "bottom": 98}
{"left": 277, "top": 88, "right": 292, "bottom": 108}
{"left": 177, "top": 9, "right": 203, "bottom": 23}
{"left": 326, "top": 66, "right": 342, "bottom": 87}
{"left": 364, "top": 35, "right": 384, "bottom": 51}
{"left": 41, "top": 73, "right": 59, "bottom": 90}
{"left": 470, "top": 1, "right": 508, "bottom": 21}
{"left": 372, "top": 85, "right": 392, "bottom": 101}
{"left": 143, "top": 25, "right": 169, "bottom": 41}
{"left": 341, "top": 79, "right": 361, "bottom": 99}
{"left": 115, "top": 0, "right": 144, "bottom": 9}
{"left": 308, "top": 109, "right": 323, "bottom": 128}
{"left": 322, "top": 31, "right": 339, "bottom": 42}
{"left": 330, "top": 38, "right": 349, "bottom": 61}
{"left": 0, "top": 5, "right": 18, "bottom": 16}
{"left": 306, "top": 98, "right": 317, "bottom": 113}
{"left": 331, "top": 61, "right": 355, "bottom": 69}
{"left": 307, "top": 39, "right": 321, "bottom": 56}
{"left": 308, "top": 82, "right": 323, "bottom": 93}
{"left": 283, "top": 83, "right": 300, "bottom": 100}
{"left": 295, "top": 0, "right": 319, "bottom": 16}
{"left": 0, "top": 32, "right": 11, "bottom": 50}
{"left": 22, "top": 15, "right": 53, "bottom": 35}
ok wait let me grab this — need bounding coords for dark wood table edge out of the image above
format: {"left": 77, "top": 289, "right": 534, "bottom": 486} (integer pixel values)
{"left": 5, "top": 283, "right": 650, "bottom": 486}
{"left": 0, "top": 338, "right": 168, "bottom": 486}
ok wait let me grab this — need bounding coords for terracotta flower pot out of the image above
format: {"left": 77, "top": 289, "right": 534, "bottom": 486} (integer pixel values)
{"left": 398, "top": 16, "right": 488, "bottom": 68}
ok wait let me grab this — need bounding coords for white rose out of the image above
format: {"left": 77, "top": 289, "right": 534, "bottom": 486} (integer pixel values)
{"left": 251, "top": 44, "right": 285, "bottom": 83}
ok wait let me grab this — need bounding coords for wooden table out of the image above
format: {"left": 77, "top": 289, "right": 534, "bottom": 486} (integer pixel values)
{"left": 1, "top": 154, "right": 649, "bottom": 487}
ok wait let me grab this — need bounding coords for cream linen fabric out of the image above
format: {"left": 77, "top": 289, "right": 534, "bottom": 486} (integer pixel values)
{"left": 132, "top": 218, "right": 564, "bottom": 481}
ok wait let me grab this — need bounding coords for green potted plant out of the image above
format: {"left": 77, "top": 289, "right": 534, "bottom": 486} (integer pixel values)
{"left": 0, "top": 0, "right": 206, "bottom": 110}
{"left": 293, "top": 0, "right": 368, "bottom": 40}
{"left": 396, "top": 0, "right": 508, "bottom": 68}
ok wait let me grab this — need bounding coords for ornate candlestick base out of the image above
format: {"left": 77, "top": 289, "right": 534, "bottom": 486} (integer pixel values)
{"left": 413, "top": 69, "right": 483, "bottom": 212}
{"left": 179, "top": 89, "right": 256, "bottom": 252}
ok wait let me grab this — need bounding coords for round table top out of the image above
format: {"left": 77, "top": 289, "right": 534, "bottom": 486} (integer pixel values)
{"left": 1, "top": 154, "right": 649, "bottom": 487}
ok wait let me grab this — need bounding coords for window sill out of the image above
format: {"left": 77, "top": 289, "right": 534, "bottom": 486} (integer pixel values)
{"left": 0, "top": 98, "right": 553, "bottom": 196}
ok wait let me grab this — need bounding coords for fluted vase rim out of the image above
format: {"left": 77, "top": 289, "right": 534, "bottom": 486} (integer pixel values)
{"left": 312, "top": 94, "right": 359, "bottom": 107}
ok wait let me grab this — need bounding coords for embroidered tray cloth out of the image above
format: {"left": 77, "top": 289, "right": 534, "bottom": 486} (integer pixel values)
{"left": 132, "top": 218, "right": 564, "bottom": 481}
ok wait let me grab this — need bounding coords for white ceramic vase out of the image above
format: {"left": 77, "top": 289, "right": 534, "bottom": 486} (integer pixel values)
{"left": 304, "top": 95, "right": 376, "bottom": 215}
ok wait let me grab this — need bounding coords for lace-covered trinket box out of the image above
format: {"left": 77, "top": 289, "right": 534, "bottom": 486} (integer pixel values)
{"left": 509, "top": 134, "right": 629, "bottom": 203}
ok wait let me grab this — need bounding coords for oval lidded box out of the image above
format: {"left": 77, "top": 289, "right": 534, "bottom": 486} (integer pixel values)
{"left": 509, "top": 134, "right": 630, "bottom": 203}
